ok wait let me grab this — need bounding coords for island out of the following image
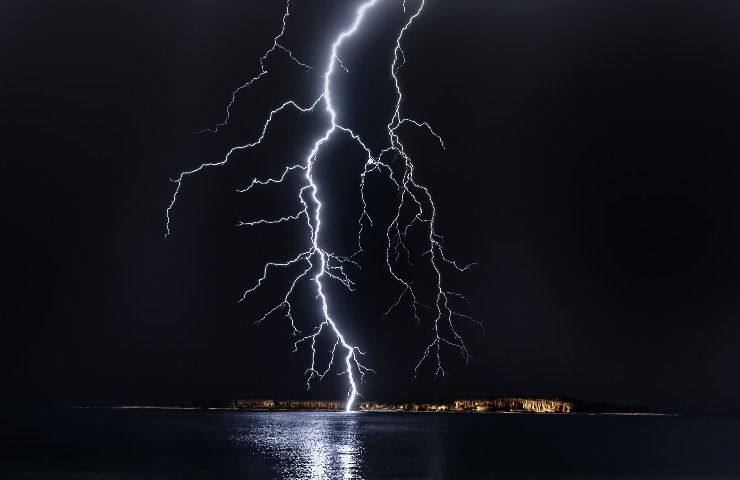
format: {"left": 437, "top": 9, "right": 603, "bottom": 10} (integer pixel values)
{"left": 152, "top": 397, "right": 652, "bottom": 414}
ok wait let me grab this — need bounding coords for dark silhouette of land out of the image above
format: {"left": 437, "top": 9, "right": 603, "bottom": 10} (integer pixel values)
{"left": 112, "top": 397, "right": 654, "bottom": 414}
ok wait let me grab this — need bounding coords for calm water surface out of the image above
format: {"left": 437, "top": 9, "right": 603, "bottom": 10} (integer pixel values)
{"left": 1, "top": 409, "right": 739, "bottom": 479}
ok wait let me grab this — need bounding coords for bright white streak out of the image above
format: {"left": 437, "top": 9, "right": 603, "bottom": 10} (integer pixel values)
{"left": 295, "top": 0, "right": 381, "bottom": 413}
{"left": 166, "top": 0, "right": 479, "bottom": 411}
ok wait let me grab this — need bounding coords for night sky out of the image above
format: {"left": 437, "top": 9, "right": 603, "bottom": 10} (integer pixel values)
{"left": 2, "top": 0, "right": 740, "bottom": 414}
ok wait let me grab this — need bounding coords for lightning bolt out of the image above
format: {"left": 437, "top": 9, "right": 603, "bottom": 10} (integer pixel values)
{"left": 166, "top": 0, "right": 480, "bottom": 411}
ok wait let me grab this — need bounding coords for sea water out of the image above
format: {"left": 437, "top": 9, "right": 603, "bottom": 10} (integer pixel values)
{"left": 1, "top": 409, "right": 739, "bottom": 479}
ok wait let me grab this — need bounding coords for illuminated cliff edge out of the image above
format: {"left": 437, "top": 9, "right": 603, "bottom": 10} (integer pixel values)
{"left": 205, "top": 398, "right": 575, "bottom": 413}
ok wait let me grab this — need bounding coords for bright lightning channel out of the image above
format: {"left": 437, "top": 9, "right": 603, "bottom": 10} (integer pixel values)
{"left": 165, "top": 0, "right": 480, "bottom": 412}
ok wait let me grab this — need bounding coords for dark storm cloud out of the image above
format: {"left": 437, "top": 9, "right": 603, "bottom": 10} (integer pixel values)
{"left": 1, "top": 0, "right": 739, "bottom": 413}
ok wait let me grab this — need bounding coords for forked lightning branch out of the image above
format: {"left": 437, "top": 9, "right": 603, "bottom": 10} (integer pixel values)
{"left": 165, "top": 0, "right": 481, "bottom": 411}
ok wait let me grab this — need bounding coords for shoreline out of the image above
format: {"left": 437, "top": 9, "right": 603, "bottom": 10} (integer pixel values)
{"left": 81, "top": 406, "right": 672, "bottom": 416}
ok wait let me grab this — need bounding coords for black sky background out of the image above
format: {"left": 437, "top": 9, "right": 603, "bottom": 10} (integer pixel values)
{"left": 2, "top": 0, "right": 740, "bottom": 414}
